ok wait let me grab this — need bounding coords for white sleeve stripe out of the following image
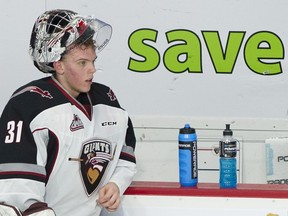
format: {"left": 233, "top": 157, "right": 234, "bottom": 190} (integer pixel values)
{"left": 0, "top": 163, "right": 45, "bottom": 175}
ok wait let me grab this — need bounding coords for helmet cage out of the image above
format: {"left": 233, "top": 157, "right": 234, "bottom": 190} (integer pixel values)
{"left": 29, "top": 9, "right": 112, "bottom": 73}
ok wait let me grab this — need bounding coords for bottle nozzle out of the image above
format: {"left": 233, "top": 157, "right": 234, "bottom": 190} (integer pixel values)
{"left": 223, "top": 124, "right": 233, "bottom": 136}
{"left": 180, "top": 123, "right": 195, "bottom": 134}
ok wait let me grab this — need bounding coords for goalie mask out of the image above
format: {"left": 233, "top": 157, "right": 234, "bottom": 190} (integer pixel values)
{"left": 29, "top": 9, "right": 112, "bottom": 73}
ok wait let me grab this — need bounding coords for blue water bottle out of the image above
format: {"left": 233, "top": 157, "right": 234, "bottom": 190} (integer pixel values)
{"left": 219, "top": 124, "right": 237, "bottom": 188}
{"left": 178, "top": 123, "right": 198, "bottom": 187}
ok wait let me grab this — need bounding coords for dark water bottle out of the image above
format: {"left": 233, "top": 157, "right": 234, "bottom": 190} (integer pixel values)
{"left": 219, "top": 124, "right": 237, "bottom": 188}
{"left": 178, "top": 123, "right": 198, "bottom": 187}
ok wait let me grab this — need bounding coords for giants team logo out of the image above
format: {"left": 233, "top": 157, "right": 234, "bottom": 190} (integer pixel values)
{"left": 80, "top": 138, "right": 113, "bottom": 195}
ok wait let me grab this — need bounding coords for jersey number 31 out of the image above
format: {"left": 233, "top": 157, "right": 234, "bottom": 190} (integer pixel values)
{"left": 5, "top": 121, "right": 23, "bottom": 143}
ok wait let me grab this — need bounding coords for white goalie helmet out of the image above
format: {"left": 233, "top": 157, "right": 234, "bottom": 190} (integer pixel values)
{"left": 29, "top": 9, "right": 112, "bottom": 73}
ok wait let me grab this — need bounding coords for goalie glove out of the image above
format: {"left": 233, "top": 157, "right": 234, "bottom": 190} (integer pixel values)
{"left": 0, "top": 203, "right": 22, "bottom": 216}
{"left": 22, "top": 202, "right": 55, "bottom": 216}
{"left": 0, "top": 202, "right": 55, "bottom": 216}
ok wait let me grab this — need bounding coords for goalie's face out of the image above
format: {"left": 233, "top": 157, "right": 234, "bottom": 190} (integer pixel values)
{"left": 54, "top": 44, "right": 97, "bottom": 98}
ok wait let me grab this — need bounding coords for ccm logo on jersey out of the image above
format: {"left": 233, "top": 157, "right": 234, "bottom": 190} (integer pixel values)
{"left": 101, "top": 121, "right": 117, "bottom": 126}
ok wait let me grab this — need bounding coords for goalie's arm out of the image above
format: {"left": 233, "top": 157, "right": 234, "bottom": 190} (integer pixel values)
{"left": 0, "top": 93, "right": 56, "bottom": 215}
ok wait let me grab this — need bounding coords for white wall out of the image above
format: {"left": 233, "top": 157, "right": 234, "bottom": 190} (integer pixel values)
{"left": 1, "top": 0, "right": 288, "bottom": 119}
{"left": 131, "top": 115, "right": 288, "bottom": 184}
{"left": 122, "top": 195, "right": 287, "bottom": 216}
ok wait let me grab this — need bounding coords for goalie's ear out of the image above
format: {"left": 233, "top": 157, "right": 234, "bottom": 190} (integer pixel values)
{"left": 0, "top": 202, "right": 22, "bottom": 216}
{"left": 22, "top": 202, "right": 55, "bottom": 216}
{"left": 53, "top": 61, "right": 64, "bottom": 75}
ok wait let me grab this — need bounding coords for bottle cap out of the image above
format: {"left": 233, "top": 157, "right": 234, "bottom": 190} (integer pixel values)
{"left": 223, "top": 124, "right": 233, "bottom": 136}
{"left": 180, "top": 123, "right": 195, "bottom": 134}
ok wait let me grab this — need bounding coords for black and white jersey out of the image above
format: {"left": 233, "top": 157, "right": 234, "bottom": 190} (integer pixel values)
{"left": 0, "top": 76, "right": 136, "bottom": 216}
